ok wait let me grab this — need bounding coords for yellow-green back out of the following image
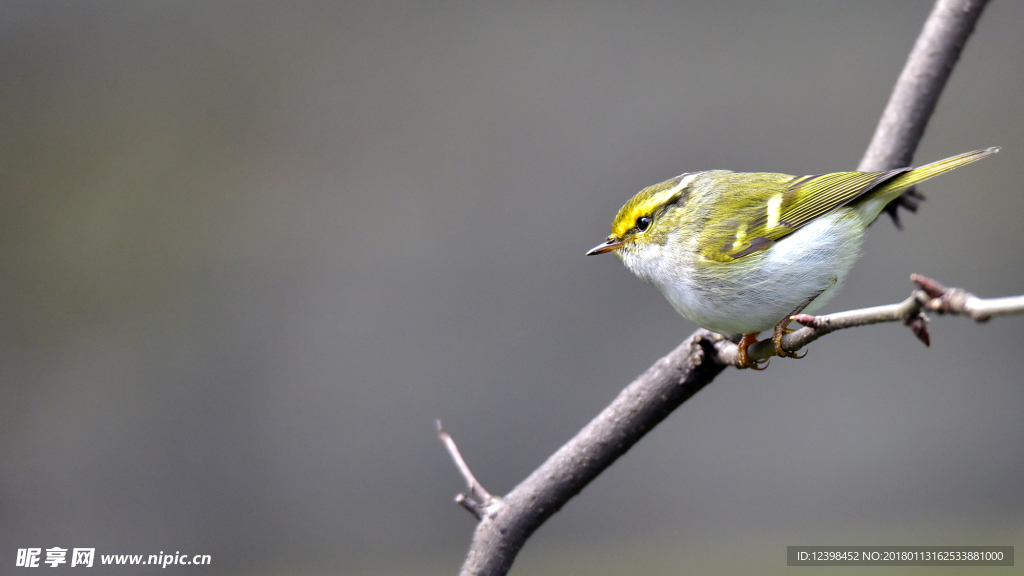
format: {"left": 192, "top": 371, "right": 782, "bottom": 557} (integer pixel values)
{"left": 697, "top": 147, "right": 999, "bottom": 262}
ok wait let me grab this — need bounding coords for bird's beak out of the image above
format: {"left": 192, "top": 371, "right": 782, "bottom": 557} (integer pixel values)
{"left": 586, "top": 237, "right": 623, "bottom": 256}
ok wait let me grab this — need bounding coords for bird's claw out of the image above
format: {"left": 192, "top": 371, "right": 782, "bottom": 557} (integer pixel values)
{"left": 736, "top": 333, "right": 770, "bottom": 370}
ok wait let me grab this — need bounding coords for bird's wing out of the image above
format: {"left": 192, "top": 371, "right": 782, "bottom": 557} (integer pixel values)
{"left": 700, "top": 168, "right": 906, "bottom": 262}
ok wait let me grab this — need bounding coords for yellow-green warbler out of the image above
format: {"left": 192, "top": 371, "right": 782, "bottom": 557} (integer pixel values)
{"left": 587, "top": 148, "right": 999, "bottom": 368}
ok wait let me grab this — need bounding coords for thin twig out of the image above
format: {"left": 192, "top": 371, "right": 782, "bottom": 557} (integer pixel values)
{"left": 727, "top": 274, "right": 1024, "bottom": 366}
{"left": 437, "top": 420, "right": 496, "bottom": 519}
{"left": 455, "top": 494, "right": 488, "bottom": 520}
{"left": 911, "top": 274, "right": 1024, "bottom": 320}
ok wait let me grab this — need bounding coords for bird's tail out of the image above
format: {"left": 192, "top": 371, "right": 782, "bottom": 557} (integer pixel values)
{"left": 859, "top": 147, "right": 1000, "bottom": 225}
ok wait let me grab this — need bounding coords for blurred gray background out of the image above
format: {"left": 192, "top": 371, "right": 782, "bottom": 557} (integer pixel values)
{"left": 2, "top": 1, "right": 1022, "bottom": 575}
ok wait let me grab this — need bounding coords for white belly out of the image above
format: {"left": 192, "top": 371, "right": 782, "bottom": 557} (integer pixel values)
{"left": 653, "top": 210, "right": 864, "bottom": 335}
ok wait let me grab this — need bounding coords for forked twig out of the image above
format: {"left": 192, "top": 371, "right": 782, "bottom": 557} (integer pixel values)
{"left": 437, "top": 421, "right": 497, "bottom": 519}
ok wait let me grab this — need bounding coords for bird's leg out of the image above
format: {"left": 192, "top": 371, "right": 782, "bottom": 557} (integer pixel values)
{"left": 737, "top": 333, "right": 769, "bottom": 370}
{"left": 771, "top": 281, "right": 834, "bottom": 359}
{"left": 771, "top": 316, "right": 807, "bottom": 359}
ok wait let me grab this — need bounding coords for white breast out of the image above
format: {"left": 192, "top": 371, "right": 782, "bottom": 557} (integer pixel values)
{"left": 646, "top": 209, "right": 865, "bottom": 335}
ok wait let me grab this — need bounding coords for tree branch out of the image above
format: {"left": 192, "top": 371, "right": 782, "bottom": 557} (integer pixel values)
{"left": 447, "top": 332, "right": 730, "bottom": 575}
{"left": 447, "top": 1, "right": 994, "bottom": 574}
{"left": 858, "top": 0, "right": 990, "bottom": 173}
{"left": 859, "top": 0, "right": 991, "bottom": 226}
{"left": 437, "top": 421, "right": 498, "bottom": 520}
{"left": 734, "top": 274, "right": 1024, "bottom": 365}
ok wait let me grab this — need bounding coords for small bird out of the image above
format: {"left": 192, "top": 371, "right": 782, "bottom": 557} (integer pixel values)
{"left": 587, "top": 148, "right": 999, "bottom": 368}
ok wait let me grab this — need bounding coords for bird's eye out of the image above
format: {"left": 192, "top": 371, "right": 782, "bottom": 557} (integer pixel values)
{"left": 635, "top": 216, "right": 652, "bottom": 232}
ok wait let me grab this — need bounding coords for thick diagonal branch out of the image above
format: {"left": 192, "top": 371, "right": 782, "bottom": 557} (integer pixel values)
{"left": 455, "top": 334, "right": 728, "bottom": 575}
{"left": 858, "top": 0, "right": 990, "bottom": 173}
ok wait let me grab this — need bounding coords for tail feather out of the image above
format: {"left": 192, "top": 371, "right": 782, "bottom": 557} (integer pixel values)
{"left": 881, "top": 147, "right": 1000, "bottom": 192}
{"left": 858, "top": 147, "right": 999, "bottom": 225}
